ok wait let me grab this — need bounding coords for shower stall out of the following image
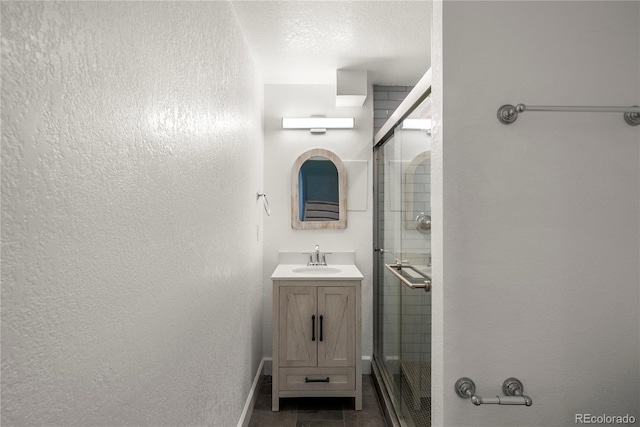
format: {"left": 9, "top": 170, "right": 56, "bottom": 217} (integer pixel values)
{"left": 372, "top": 74, "right": 432, "bottom": 427}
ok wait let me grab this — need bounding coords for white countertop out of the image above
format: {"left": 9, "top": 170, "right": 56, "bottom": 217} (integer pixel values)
{"left": 271, "top": 263, "right": 364, "bottom": 280}
{"left": 271, "top": 251, "right": 364, "bottom": 280}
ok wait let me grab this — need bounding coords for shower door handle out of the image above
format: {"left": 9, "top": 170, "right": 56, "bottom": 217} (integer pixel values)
{"left": 384, "top": 263, "right": 431, "bottom": 292}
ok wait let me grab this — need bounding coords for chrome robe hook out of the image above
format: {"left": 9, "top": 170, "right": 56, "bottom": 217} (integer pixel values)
{"left": 257, "top": 192, "right": 271, "bottom": 216}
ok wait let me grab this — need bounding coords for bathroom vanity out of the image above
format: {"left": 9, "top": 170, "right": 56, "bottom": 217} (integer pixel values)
{"left": 271, "top": 252, "right": 363, "bottom": 411}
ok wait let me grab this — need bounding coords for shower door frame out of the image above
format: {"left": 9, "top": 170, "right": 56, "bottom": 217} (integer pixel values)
{"left": 372, "top": 71, "right": 432, "bottom": 427}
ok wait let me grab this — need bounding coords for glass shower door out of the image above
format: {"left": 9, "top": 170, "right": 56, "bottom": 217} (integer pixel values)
{"left": 374, "top": 96, "right": 432, "bottom": 427}
{"left": 374, "top": 132, "right": 403, "bottom": 417}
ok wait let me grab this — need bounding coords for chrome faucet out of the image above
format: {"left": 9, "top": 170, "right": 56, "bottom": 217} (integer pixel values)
{"left": 307, "top": 244, "right": 328, "bottom": 266}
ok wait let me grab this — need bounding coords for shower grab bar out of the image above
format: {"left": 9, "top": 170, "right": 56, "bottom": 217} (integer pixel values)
{"left": 455, "top": 377, "right": 533, "bottom": 407}
{"left": 384, "top": 263, "right": 431, "bottom": 292}
{"left": 497, "top": 104, "right": 640, "bottom": 126}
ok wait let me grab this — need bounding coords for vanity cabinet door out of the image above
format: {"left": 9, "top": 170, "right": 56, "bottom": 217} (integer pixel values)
{"left": 279, "top": 286, "right": 318, "bottom": 367}
{"left": 317, "top": 286, "right": 356, "bottom": 367}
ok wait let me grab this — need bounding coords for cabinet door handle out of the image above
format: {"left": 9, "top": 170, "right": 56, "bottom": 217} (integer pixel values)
{"left": 319, "top": 315, "right": 324, "bottom": 342}
{"left": 305, "top": 377, "right": 330, "bottom": 383}
{"left": 311, "top": 315, "right": 316, "bottom": 341}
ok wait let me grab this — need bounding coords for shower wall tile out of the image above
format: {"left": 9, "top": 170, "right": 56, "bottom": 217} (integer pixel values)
{"left": 388, "top": 91, "right": 413, "bottom": 101}
{"left": 375, "top": 85, "right": 413, "bottom": 92}
{"left": 374, "top": 119, "right": 388, "bottom": 131}
{"left": 376, "top": 100, "right": 410, "bottom": 110}
{"left": 373, "top": 85, "right": 413, "bottom": 135}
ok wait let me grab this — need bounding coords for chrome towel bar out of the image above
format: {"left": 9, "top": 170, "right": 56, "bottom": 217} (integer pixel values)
{"left": 384, "top": 263, "right": 431, "bottom": 292}
{"left": 455, "top": 377, "right": 533, "bottom": 407}
{"left": 497, "top": 103, "right": 640, "bottom": 126}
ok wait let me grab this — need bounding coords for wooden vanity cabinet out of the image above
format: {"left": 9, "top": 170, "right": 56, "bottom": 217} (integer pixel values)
{"left": 272, "top": 280, "right": 362, "bottom": 411}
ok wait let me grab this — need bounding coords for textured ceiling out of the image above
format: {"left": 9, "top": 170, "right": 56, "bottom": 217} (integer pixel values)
{"left": 232, "top": 1, "right": 431, "bottom": 85}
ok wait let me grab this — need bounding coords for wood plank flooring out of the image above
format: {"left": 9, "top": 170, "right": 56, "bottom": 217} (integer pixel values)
{"left": 248, "top": 375, "right": 387, "bottom": 427}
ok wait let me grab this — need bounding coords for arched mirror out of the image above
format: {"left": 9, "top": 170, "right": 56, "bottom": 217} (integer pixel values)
{"left": 291, "top": 149, "right": 347, "bottom": 230}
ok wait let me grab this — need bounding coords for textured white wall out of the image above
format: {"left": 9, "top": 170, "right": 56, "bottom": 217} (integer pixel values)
{"left": 434, "top": 2, "right": 640, "bottom": 426}
{"left": 262, "top": 84, "right": 374, "bottom": 361}
{"left": 1, "top": 2, "right": 264, "bottom": 426}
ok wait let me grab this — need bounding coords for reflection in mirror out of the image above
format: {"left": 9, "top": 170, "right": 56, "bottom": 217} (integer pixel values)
{"left": 400, "top": 94, "right": 432, "bottom": 233}
{"left": 299, "top": 157, "right": 339, "bottom": 221}
{"left": 291, "top": 149, "right": 347, "bottom": 230}
{"left": 405, "top": 151, "right": 431, "bottom": 233}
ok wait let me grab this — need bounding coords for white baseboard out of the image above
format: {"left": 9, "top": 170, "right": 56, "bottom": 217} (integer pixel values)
{"left": 237, "top": 358, "right": 265, "bottom": 427}
{"left": 361, "top": 355, "right": 372, "bottom": 374}
{"left": 263, "top": 357, "right": 272, "bottom": 375}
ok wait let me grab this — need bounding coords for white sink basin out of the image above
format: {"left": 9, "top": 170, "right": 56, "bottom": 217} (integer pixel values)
{"left": 292, "top": 266, "right": 343, "bottom": 275}
{"left": 271, "top": 252, "right": 363, "bottom": 280}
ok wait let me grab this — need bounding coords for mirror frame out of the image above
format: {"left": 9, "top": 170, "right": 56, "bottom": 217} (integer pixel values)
{"left": 291, "top": 149, "right": 347, "bottom": 230}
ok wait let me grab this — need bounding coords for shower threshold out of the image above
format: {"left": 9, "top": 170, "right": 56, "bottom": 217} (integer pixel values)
{"left": 371, "top": 357, "right": 401, "bottom": 427}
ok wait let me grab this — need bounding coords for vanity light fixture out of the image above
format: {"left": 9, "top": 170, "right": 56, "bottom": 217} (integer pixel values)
{"left": 402, "top": 118, "right": 432, "bottom": 131}
{"left": 282, "top": 117, "right": 355, "bottom": 134}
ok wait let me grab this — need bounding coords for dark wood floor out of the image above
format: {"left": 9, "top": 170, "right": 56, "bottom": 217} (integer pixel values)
{"left": 248, "top": 375, "right": 387, "bottom": 427}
